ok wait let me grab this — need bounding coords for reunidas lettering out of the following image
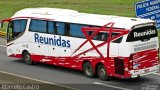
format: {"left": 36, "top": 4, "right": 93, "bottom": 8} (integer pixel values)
{"left": 134, "top": 29, "right": 156, "bottom": 38}
{"left": 34, "top": 33, "right": 71, "bottom": 48}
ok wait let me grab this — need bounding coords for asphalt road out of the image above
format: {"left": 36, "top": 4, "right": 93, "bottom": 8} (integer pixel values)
{"left": 0, "top": 37, "right": 160, "bottom": 90}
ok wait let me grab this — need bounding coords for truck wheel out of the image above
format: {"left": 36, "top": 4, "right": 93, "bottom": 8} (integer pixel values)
{"left": 23, "top": 51, "right": 34, "bottom": 65}
{"left": 83, "top": 62, "right": 95, "bottom": 78}
{"left": 97, "top": 65, "right": 110, "bottom": 80}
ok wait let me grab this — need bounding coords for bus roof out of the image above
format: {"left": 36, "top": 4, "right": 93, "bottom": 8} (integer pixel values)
{"left": 12, "top": 8, "right": 154, "bottom": 30}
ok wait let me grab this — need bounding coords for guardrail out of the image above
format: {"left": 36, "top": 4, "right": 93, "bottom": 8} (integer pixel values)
{"left": 0, "top": 31, "right": 6, "bottom": 36}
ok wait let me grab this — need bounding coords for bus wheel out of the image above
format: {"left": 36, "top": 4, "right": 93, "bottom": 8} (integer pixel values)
{"left": 23, "top": 51, "right": 33, "bottom": 65}
{"left": 83, "top": 62, "right": 95, "bottom": 78}
{"left": 97, "top": 65, "right": 110, "bottom": 81}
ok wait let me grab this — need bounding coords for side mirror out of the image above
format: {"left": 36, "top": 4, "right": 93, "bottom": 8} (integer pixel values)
{"left": 0, "top": 22, "right": 3, "bottom": 29}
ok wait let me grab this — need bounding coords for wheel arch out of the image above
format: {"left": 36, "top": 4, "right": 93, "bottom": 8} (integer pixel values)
{"left": 22, "top": 50, "right": 29, "bottom": 57}
{"left": 82, "top": 60, "right": 91, "bottom": 67}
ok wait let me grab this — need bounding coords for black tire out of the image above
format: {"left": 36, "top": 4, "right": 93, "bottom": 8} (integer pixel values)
{"left": 97, "top": 65, "right": 110, "bottom": 81}
{"left": 83, "top": 62, "right": 95, "bottom": 78}
{"left": 23, "top": 51, "right": 34, "bottom": 65}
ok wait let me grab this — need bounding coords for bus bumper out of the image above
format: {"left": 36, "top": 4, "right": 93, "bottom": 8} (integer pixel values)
{"left": 129, "top": 65, "right": 160, "bottom": 78}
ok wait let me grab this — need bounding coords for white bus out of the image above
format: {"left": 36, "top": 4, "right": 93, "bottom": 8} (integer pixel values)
{"left": 0, "top": 8, "right": 159, "bottom": 80}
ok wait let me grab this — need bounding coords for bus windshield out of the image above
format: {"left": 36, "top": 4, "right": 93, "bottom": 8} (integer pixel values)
{"left": 7, "top": 19, "right": 27, "bottom": 42}
{"left": 126, "top": 25, "right": 158, "bottom": 42}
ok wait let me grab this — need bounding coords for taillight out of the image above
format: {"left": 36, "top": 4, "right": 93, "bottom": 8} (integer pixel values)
{"left": 128, "top": 54, "right": 133, "bottom": 70}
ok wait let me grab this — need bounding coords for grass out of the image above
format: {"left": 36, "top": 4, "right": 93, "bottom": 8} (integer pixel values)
{"left": 0, "top": 0, "right": 139, "bottom": 20}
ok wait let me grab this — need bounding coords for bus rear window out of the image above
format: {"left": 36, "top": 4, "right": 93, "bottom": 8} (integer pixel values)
{"left": 126, "top": 26, "right": 158, "bottom": 42}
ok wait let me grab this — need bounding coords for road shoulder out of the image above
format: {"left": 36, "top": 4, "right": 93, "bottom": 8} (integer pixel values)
{"left": 0, "top": 71, "right": 75, "bottom": 90}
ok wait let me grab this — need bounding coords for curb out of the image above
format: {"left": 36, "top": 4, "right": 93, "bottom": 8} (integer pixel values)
{"left": 0, "top": 31, "right": 6, "bottom": 36}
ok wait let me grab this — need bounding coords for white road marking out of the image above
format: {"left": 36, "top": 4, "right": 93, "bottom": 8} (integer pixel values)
{"left": 153, "top": 72, "right": 160, "bottom": 76}
{"left": 93, "top": 82, "right": 132, "bottom": 90}
{"left": 0, "top": 45, "right": 6, "bottom": 47}
{"left": 0, "top": 71, "right": 77, "bottom": 90}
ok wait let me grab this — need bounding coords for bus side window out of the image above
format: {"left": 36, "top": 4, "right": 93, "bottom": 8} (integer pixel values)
{"left": 101, "top": 33, "right": 108, "bottom": 41}
{"left": 88, "top": 31, "right": 92, "bottom": 36}
{"left": 87, "top": 31, "right": 97, "bottom": 40}
{"left": 112, "top": 33, "right": 118, "bottom": 38}
{"left": 111, "top": 33, "right": 123, "bottom": 43}
{"left": 57, "top": 22, "right": 65, "bottom": 35}
{"left": 48, "top": 21, "right": 55, "bottom": 34}
{"left": 29, "top": 19, "right": 47, "bottom": 33}
{"left": 92, "top": 32, "right": 108, "bottom": 41}
{"left": 96, "top": 33, "right": 102, "bottom": 40}
{"left": 48, "top": 22, "right": 70, "bottom": 36}
{"left": 70, "top": 24, "right": 85, "bottom": 38}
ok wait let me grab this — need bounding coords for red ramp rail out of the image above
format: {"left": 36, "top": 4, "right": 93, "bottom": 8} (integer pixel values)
{"left": 72, "top": 22, "right": 129, "bottom": 60}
